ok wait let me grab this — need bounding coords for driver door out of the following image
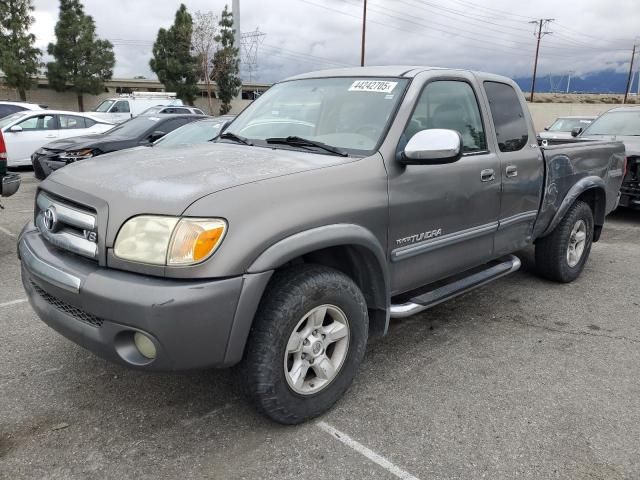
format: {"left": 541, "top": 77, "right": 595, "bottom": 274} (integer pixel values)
{"left": 387, "top": 78, "right": 501, "bottom": 294}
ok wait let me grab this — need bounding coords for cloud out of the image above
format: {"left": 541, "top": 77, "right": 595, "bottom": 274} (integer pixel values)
{"left": 31, "top": 0, "right": 638, "bottom": 83}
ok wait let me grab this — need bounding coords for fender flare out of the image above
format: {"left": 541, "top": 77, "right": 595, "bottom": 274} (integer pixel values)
{"left": 540, "top": 176, "right": 606, "bottom": 238}
{"left": 223, "top": 224, "right": 391, "bottom": 365}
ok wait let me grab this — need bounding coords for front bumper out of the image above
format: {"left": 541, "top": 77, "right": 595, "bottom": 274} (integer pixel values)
{"left": 19, "top": 224, "right": 271, "bottom": 370}
{"left": 619, "top": 184, "right": 640, "bottom": 209}
{"left": 32, "top": 151, "right": 66, "bottom": 180}
{"left": 1, "top": 172, "right": 21, "bottom": 197}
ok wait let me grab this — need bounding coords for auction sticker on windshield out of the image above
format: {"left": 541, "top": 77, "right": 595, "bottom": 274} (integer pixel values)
{"left": 349, "top": 80, "right": 398, "bottom": 93}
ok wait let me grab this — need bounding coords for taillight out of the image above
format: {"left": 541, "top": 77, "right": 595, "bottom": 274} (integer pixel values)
{"left": 0, "top": 130, "right": 6, "bottom": 161}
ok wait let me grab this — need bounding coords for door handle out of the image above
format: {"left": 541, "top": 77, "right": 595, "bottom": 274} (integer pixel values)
{"left": 506, "top": 165, "right": 518, "bottom": 177}
{"left": 480, "top": 168, "right": 495, "bottom": 182}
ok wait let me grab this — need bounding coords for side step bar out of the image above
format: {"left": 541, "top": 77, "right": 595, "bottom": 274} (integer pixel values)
{"left": 390, "top": 255, "right": 521, "bottom": 319}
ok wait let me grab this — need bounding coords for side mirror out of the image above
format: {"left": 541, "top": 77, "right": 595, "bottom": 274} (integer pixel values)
{"left": 570, "top": 127, "right": 583, "bottom": 137}
{"left": 543, "top": 126, "right": 549, "bottom": 131}
{"left": 148, "top": 130, "right": 166, "bottom": 142}
{"left": 401, "top": 129, "right": 462, "bottom": 165}
{"left": 9, "top": 125, "right": 23, "bottom": 133}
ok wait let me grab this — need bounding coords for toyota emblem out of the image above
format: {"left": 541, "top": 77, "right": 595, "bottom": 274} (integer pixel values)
{"left": 43, "top": 206, "right": 58, "bottom": 232}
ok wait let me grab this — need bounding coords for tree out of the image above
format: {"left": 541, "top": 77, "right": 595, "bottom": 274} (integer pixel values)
{"left": 46, "top": 0, "right": 115, "bottom": 111}
{"left": 192, "top": 11, "right": 218, "bottom": 114}
{"left": 211, "top": 5, "right": 241, "bottom": 115}
{"left": 150, "top": 4, "right": 199, "bottom": 105}
{"left": 0, "top": 0, "right": 41, "bottom": 101}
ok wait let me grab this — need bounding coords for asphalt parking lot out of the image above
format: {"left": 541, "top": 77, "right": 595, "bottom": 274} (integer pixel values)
{"left": 1, "top": 171, "right": 639, "bottom": 480}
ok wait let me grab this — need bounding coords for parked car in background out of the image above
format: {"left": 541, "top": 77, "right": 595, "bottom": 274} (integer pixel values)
{"left": 0, "top": 110, "right": 113, "bottom": 167}
{"left": 31, "top": 114, "right": 203, "bottom": 179}
{"left": 539, "top": 115, "right": 597, "bottom": 140}
{"left": 141, "top": 105, "right": 206, "bottom": 116}
{"left": 91, "top": 92, "right": 183, "bottom": 124}
{"left": 152, "top": 115, "right": 234, "bottom": 147}
{"left": 18, "top": 66, "right": 625, "bottom": 424}
{"left": 0, "top": 101, "right": 48, "bottom": 119}
{"left": 578, "top": 106, "right": 640, "bottom": 209}
{"left": 0, "top": 132, "right": 20, "bottom": 198}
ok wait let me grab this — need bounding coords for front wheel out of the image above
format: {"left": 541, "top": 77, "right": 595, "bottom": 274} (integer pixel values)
{"left": 535, "top": 200, "right": 594, "bottom": 283}
{"left": 241, "top": 265, "right": 368, "bottom": 424}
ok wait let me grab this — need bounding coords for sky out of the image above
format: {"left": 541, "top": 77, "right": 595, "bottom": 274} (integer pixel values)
{"left": 30, "top": 0, "right": 639, "bottom": 84}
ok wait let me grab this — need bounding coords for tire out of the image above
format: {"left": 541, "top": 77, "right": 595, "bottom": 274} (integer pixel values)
{"left": 535, "top": 200, "right": 594, "bottom": 283}
{"left": 241, "top": 264, "right": 368, "bottom": 424}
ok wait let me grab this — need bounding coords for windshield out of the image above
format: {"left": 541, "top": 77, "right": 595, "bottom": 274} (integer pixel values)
{"left": 95, "top": 100, "right": 115, "bottom": 112}
{"left": 223, "top": 77, "right": 409, "bottom": 154}
{"left": 155, "top": 119, "right": 225, "bottom": 147}
{"left": 548, "top": 117, "right": 593, "bottom": 132}
{"left": 582, "top": 110, "right": 640, "bottom": 136}
{"left": 104, "top": 115, "right": 162, "bottom": 137}
{"left": 0, "top": 111, "right": 29, "bottom": 129}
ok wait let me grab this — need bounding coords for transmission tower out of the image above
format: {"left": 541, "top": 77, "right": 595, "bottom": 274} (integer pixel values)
{"left": 241, "top": 28, "right": 266, "bottom": 82}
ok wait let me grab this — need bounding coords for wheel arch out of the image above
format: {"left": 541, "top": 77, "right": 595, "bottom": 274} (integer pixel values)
{"left": 223, "top": 224, "right": 390, "bottom": 365}
{"left": 540, "top": 176, "right": 606, "bottom": 241}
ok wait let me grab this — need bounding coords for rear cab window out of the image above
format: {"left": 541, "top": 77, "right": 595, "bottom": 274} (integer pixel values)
{"left": 483, "top": 81, "right": 529, "bottom": 152}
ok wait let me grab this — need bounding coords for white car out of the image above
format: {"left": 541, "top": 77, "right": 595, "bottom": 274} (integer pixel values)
{"left": 0, "top": 110, "right": 113, "bottom": 167}
{"left": 0, "top": 101, "right": 48, "bottom": 119}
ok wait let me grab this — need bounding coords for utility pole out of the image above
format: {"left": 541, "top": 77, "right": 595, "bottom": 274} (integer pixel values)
{"left": 360, "top": 0, "right": 367, "bottom": 67}
{"left": 529, "top": 18, "right": 554, "bottom": 102}
{"left": 623, "top": 43, "right": 637, "bottom": 104}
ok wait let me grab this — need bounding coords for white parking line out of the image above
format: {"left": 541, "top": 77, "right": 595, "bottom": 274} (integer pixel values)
{"left": 0, "top": 298, "right": 27, "bottom": 308}
{"left": 0, "top": 226, "right": 17, "bottom": 238}
{"left": 316, "top": 421, "right": 422, "bottom": 480}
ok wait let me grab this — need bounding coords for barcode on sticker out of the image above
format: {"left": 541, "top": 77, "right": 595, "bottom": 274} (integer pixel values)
{"left": 349, "top": 80, "right": 398, "bottom": 93}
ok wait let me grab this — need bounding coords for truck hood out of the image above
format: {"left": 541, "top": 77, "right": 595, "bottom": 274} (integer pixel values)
{"left": 44, "top": 142, "right": 351, "bottom": 221}
{"left": 581, "top": 134, "right": 640, "bottom": 156}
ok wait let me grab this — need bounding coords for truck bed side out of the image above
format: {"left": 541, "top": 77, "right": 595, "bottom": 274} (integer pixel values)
{"left": 532, "top": 139, "right": 626, "bottom": 239}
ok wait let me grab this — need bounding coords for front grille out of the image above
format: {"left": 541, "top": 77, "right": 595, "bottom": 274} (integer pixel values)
{"left": 30, "top": 281, "right": 104, "bottom": 328}
{"left": 35, "top": 192, "right": 99, "bottom": 261}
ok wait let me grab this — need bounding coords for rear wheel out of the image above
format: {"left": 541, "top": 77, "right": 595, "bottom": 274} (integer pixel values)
{"left": 535, "top": 200, "right": 594, "bottom": 283}
{"left": 241, "top": 265, "right": 368, "bottom": 424}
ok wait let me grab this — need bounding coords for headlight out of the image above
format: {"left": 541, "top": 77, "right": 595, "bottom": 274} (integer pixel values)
{"left": 59, "top": 148, "right": 94, "bottom": 160}
{"left": 114, "top": 216, "right": 227, "bottom": 266}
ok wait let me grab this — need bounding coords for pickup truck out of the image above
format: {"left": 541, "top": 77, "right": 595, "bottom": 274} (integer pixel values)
{"left": 18, "top": 67, "right": 625, "bottom": 424}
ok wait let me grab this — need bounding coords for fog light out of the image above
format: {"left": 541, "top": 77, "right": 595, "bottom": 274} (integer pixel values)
{"left": 134, "top": 332, "right": 157, "bottom": 359}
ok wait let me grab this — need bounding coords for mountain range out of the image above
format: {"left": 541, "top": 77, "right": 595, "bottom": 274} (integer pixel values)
{"left": 513, "top": 69, "right": 638, "bottom": 94}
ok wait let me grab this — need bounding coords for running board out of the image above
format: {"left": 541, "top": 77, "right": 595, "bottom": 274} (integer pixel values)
{"left": 390, "top": 255, "right": 521, "bottom": 319}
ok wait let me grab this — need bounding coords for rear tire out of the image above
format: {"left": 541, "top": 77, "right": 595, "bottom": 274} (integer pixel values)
{"left": 241, "top": 265, "right": 368, "bottom": 424}
{"left": 535, "top": 200, "right": 594, "bottom": 283}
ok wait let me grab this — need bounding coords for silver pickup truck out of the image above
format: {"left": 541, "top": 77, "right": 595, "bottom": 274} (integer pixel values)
{"left": 18, "top": 67, "right": 625, "bottom": 424}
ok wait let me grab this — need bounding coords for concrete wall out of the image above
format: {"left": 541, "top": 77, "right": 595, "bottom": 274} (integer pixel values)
{"left": 526, "top": 103, "right": 614, "bottom": 132}
{"left": 0, "top": 84, "right": 253, "bottom": 116}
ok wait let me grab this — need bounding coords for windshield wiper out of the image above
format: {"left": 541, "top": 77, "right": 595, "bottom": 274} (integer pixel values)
{"left": 265, "top": 136, "right": 348, "bottom": 157}
{"left": 219, "top": 132, "right": 252, "bottom": 145}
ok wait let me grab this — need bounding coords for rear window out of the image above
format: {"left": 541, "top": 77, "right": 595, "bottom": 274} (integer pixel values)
{"left": 484, "top": 81, "right": 529, "bottom": 152}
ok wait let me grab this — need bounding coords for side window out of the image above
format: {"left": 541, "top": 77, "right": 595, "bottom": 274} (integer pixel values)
{"left": 160, "top": 118, "right": 191, "bottom": 133}
{"left": 59, "top": 115, "right": 87, "bottom": 129}
{"left": 111, "top": 101, "right": 130, "bottom": 113}
{"left": 17, "top": 114, "right": 56, "bottom": 131}
{"left": 483, "top": 82, "right": 528, "bottom": 152}
{"left": 404, "top": 80, "right": 487, "bottom": 153}
{"left": 84, "top": 118, "right": 96, "bottom": 127}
